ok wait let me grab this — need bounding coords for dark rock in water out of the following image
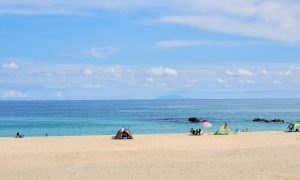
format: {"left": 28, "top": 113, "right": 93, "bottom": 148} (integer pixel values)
{"left": 252, "top": 118, "right": 269, "bottom": 123}
{"left": 188, "top": 117, "right": 199, "bottom": 123}
{"left": 270, "top": 119, "right": 285, "bottom": 123}
{"left": 252, "top": 118, "right": 285, "bottom": 123}
{"left": 157, "top": 118, "right": 186, "bottom": 122}
{"left": 188, "top": 117, "right": 207, "bottom": 123}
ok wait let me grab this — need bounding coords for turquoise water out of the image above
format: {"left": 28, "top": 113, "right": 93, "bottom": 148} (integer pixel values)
{"left": 0, "top": 99, "right": 299, "bottom": 137}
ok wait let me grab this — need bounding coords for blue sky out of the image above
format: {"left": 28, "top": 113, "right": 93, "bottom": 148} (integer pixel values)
{"left": 1, "top": 0, "right": 300, "bottom": 100}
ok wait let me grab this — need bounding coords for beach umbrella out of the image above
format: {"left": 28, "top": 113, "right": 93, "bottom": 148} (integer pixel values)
{"left": 201, "top": 121, "right": 212, "bottom": 128}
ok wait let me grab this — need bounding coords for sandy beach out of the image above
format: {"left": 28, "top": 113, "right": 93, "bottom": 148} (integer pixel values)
{"left": 0, "top": 132, "right": 299, "bottom": 180}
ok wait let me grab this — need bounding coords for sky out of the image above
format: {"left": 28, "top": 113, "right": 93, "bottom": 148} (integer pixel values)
{"left": 1, "top": 0, "right": 300, "bottom": 100}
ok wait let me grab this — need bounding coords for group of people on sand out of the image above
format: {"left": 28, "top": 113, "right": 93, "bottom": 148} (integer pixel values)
{"left": 190, "top": 128, "right": 203, "bottom": 135}
{"left": 190, "top": 122, "right": 231, "bottom": 135}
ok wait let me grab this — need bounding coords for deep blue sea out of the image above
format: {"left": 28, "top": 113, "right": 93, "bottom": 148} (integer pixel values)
{"left": 0, "top": 99, "right": 299, "bottom": 137}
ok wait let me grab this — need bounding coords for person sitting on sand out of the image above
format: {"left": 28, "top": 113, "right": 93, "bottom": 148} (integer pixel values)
{"left": 190, "top": 128, "right": 196, "bottom": 135}
{"left": 199, "top": 129, "right": 203, "bottom": 135}
{"left": 15, "top": 132, "right": 24, "bottom": 138}
{"left": 16, "top": 132, "right": 20, "bottom": 138}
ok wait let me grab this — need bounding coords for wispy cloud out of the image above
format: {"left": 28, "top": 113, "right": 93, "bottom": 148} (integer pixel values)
{"left": 148, "top": 67, "right": 178, "bottom": 76}
{"left": 83, "top": 46, "right": 120, "bottom": 59}
{"left": 157, "top": 15, "right": 300, "bottom": 44}
{"left": 0, "top": 89, "right": 27, "bottom": 99}
{"left": 155, "top": 0, "right": 300, "bottom": 44}
{"left": 145, "top": 77, "right": 154, "bottom": 82}
{"left": 155, "top": 40, "right": 265, "bottom": 48}
{"left": 269, "top": 80, "right": 282, "bottom": 85}
{"left": 1, "top": 1, "right": 300, "bottom": 43}
{"left": 155, "top": 40, "right": 201, "bottom": 48}
{"left": 2, "top": 62, "right": 19, "bottom": 70}
{"left": 226, "top": 69, "right": 255, "bottom": 77}
{"left": 83, "top": 68, "right": 93, "bottom": 76}
{"left": 216, "top": 78, "right": 227, "bottom": 84}
{"left": 239, "top": 79, "right": 256, "bottom": 85}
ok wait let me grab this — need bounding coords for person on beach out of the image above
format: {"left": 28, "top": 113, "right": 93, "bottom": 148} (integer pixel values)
{"left": 15, "top": 132, "right": 24, "bottom": 138}
{"left": 224, "top": 123, "right": 228, "bottom": 135}
{"left": 190, "top": 128, "right": 196, "bottom": 135}
{"left": 15, "top": 132, "right": 20, "bottom": 138}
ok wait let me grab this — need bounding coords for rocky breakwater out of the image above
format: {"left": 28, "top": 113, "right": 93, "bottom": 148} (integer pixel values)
{"left": 252, "top": 118, "right": 285, "bottom": 123}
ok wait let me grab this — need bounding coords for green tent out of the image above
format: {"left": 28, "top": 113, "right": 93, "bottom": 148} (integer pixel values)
{"left": 214, "top": 125, "right": 231, "bottom": 135}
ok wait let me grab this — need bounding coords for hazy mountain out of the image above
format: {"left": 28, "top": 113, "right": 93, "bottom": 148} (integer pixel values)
{"left": 156, "top": 95, "right": 185, "bottom": 100}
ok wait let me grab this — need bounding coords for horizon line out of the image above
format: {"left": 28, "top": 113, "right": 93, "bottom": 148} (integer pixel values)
{"left": 1, "top": 98, "right": 300, "bottom": 101}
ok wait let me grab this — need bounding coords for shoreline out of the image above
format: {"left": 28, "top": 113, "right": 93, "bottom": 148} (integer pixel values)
{"left": 0, "top": 130, "right": 292, "bottom": 138}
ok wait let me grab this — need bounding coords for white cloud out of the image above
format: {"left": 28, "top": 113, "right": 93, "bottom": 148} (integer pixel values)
{"left": 260, "top": 69, "right": 269, "bottom": 75}
{"left": 270, "top": 80, "right": 282, "bottom": 85}
{"left": 83, "top": 68, "right": 93, "bottom": 76}
{"left": 103, "top": 66, "right": 129, "bottom": 77}
{"left": 155, "top": 40, "right": 264, "bottom": 48}
{"left": 277, "top": 70, "right": 292, "bottom": 76}
{"left": 156, "top": 1, "right": 300, "bottom": 44}
{"left": 1, "top": 89, "right": 27, "bottom": 98}
{"left": 82, "top": 84, "right": 105, "bottom": 89}
{"left": 257, "top": 69, "right": 292, "bottom": 76}
{"left": 0, "top": 0, "right": 152, "bottom": 15}
{"left": 216, "top": 78, "right": 227, "bottom": 84}
{"left": 148, "top": 67, "right": 178, "bottom": 76}
{"left": 226, "top": 69, "right": 255, "bottom": 77}
{"left": 2, "top": 62, "right": 19, "bottom": 70}
{"left": 145, "top": 77, "right": 154, "bottom": 82}
{"left": 237, "top": 69, "right": 255, "bottom": 77}
{"left": 104, "top": 67, "right": 120, "bottom": 77}
{"left": 292, "top": 66, "right": 300, "bottom": 70}
{"left": 2, "top": 1, "right": 300, "bottom": 43}
{"left": 225, "top": 70, "right": 234, "bottom": 76}
{"left": 155, "top": 40, "right": 200, "bottom": 48}
{"left": 84, "top": 46, "right": 119, "bottom": 59}
{"left": 239, "top": 79, "right": 256, "bottom": 84}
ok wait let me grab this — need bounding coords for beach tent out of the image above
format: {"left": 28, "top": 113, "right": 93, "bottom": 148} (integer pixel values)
{"left": 214, "top": 125, "right": 231, "bottom": 135}
{"left": 288, "top": 121, "right": 300, "bottom": 132}
{"left": 115, "top": 128, "right": 133, "bottom": 139}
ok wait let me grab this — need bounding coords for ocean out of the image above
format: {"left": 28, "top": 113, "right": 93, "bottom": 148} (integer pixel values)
{"left": 0, "top": 99, "right": 299, "bottom": 137}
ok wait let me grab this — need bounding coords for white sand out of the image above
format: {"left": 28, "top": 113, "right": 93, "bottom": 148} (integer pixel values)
{"left": 0, "top": 132, "right": 300, "bottom": 180}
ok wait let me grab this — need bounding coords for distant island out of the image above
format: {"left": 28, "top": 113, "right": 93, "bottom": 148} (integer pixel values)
{"left": 156, "top": 95, "right": 185, "bottom": 100}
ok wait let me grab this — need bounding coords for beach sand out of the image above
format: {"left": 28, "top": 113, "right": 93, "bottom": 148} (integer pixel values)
{"left": 0, "top": 132, "right": 299, "bottom": 180}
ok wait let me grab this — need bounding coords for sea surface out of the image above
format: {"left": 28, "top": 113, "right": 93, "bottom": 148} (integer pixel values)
{"left": 0, "top": 99, "right": 299, "bottom": 137}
